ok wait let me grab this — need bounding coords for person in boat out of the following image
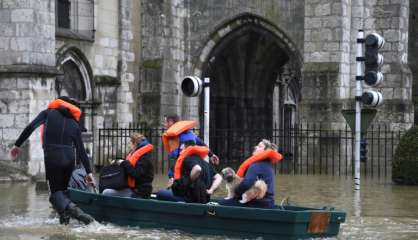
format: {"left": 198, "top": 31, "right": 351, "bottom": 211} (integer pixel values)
{"left": 163, "top": 114, "right": 220, "bottom": 188}
{"left": 219, "top": 139, "right": 283, "bottom": 208}
{"left": 9, "top": 96, "right": 95, "bottom": 225}
{"left": 102, "top": 133, "right": 154, "bottom": 198}
{"left": 156, "top": 132, "right": 222, "bottom": 203}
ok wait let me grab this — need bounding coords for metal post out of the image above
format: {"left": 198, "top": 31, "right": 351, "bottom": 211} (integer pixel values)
{"left": 204, "top": 77, "right": 210, "bottom": 148}
{"left": 355, "top": 30, "right": 364, "bottom": 191}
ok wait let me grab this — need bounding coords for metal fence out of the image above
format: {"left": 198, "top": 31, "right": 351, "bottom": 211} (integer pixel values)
{"left": 96, "top": 123, "right": 403, "bottom": 178}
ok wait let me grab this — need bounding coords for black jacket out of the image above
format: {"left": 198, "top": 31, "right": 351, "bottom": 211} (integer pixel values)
{"left": 120, "top": 141, "right": 154, "bottom": 198}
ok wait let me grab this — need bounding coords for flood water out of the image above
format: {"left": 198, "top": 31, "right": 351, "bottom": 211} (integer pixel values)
{"left": 0, "top": 174, "right": 418, "bottom": 240}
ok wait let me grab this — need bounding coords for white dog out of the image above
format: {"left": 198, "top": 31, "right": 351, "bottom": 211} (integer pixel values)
{"left": 221, "top": 167, "right": 268, "bottom": 203}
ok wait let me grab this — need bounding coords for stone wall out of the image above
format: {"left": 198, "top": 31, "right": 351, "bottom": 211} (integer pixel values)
{"left": 139, "top": 0, "right": 305, "bottom": 126}
{"left": 362, "top": 0, "right": 412, "bottom": 130}
{"left": 0, "top": 0, "right": 56, "bottom": 176}
{"left": 301, "top": 0, "right": 352, "bottom": 130}
{"left": 409, "top": 0, "right": 418, "bottom": 124}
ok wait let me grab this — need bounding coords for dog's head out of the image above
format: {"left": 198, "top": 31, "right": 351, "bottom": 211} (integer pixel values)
{"left": 221, "top": 167, "right": 236, "bottom": 183}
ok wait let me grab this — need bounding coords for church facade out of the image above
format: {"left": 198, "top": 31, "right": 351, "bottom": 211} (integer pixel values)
{"left": 0, "top": 0, "right": 415, "bottom": 176}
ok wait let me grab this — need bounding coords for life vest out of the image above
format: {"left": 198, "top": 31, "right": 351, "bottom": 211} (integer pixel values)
{"left": 162, "top": 120, "right": 196, "bottom": 153}
{"left": 126, "top": 144, "right": 154, "bottom": 188}
{"left": 47, "top": 99, "right": 81, "bottom": 121}
{"left": 174, "top": 145, "right": 209, "bottom": 180}
{"left": 236, "top": 149, "right": 283, "bottom": 178}
{"left": 40, "top": 98, "right": 82, "bottom": 145}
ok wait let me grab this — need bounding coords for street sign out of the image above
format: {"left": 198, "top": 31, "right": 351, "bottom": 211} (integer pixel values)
{"left": 341, "top": 109, "right": 377, "bottom": 134}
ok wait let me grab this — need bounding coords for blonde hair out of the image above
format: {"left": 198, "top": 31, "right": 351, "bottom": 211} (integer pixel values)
{"left": 130, "top": 132, "right": 145, "bottom": 145}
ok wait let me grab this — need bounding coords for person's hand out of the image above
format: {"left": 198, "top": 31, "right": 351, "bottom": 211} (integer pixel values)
{"left": 167, "top": 177, "right": 174, "bottom": 188}
{"left": 9, "top": 146, "right": 21, "bottom": 160}
{"left": 207, "top": 188, "right": 214, "bottom": 195}
{"left": 85, "top": 173, "right": 96, "bottom": 187}
{"left": 210, "top": 154, "right": 220, "bottom": 165}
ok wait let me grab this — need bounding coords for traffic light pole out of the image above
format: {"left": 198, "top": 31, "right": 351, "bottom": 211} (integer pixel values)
{"left": 203, "top": 77, "right": 210, "bottom": 148}
{"left": 355, "top": 30, "right": 364, "bottom": 191}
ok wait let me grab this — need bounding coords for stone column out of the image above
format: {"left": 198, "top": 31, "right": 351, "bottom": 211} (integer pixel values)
{"left": 0, "top": 0, "right": 57, "bottom": 176}
{"left": 301, "top": 0, "right": 352, "bottom": 129}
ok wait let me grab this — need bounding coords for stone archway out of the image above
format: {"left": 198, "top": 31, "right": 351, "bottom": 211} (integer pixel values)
{"left": 195, "top": 14, "right": 302, "bottom": 164}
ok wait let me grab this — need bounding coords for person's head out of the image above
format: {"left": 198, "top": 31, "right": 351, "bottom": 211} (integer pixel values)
{"left": 179, "top": 131, "right": 196, "bottom": 150}
{"left": 180, "top": 140, "right": 196, "bottom": 151}
{"left": 164, "top": 114, "right": 179, "bottom": 129}
{"left": 128, "top": 132, "right": 146, "bottom": 151}
{"left": 58, "top": 96, "right": 81, "bottom": 108}
{"left": 252, "top": 139, "right": 277, "bottom": 155}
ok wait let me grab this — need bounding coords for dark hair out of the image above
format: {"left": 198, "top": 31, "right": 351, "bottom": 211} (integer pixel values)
{"left": 165, "top": 113, "right": 179, "bottom": 123}
{"left": 183, "top": 140, "right": 196, "bottom": 147}
{"left": 58, "top": 96, "right": 80, "bottom": 108}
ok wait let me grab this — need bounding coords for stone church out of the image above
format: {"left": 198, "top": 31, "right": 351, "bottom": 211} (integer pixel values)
{"left": 0, "top": 0, "right": 416, "bottom": 176}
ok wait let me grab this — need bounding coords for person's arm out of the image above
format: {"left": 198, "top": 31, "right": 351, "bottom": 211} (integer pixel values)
{"left": 207, "top": 173, "right": 222, "bottom": 195}
{"left": 73, "top": 128, "right": 92, "bottom": 174}
{"left": 194, "top": 134, "right": 219, "bottom": 165}
{"left": 10, "top": 110, "right": 48, "bottom": 160}
{"left": 120, "top": 154, "right": 151, "bottom": 179}
{"left": 15, "top": 110, "right": 48, "bottom": 147}
{"left": 189, "top": 164, "right": 202, "bottom": 181}
{"left": 234, "top": 165, "right": 258, "bottom": 196}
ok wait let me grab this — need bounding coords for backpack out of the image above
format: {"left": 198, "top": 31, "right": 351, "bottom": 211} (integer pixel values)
{"left": 99, "top": 163, "right": 128, "bottom": 193}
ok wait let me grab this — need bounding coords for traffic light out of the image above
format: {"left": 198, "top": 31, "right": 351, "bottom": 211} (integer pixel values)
{"left": 360, "top": 139, "right": 368, "bottom": 162}
{"left": 181, "top": 76, "right": 203, "bottom": 97}
{"left": 363, "top": 33, "right": 385, "bottom": 106}
{"left": 361, "top": 90, "right": 383, "bottom": 107}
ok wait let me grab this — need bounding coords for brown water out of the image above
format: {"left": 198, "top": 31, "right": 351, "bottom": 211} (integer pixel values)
{"left": 0, "top": 174, "right": 418, "bottom": 240}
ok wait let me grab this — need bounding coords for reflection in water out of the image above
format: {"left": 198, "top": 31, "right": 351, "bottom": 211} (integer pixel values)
{"left": 1, "top": 175, "right": 418, "bottom": 239}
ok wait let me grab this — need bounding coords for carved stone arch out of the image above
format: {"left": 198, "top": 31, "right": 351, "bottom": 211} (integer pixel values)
{"left": 193, "top": 13, "right": 303, "bottom": 164}
{"left": 55, "top": 45, "right": 96, "bottom": 157}
{"left": 56, "top": 45, "right": 94, "bottom": 101}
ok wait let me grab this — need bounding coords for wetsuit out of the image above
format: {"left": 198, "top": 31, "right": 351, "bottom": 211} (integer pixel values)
{"left": 15, "top": 107, "right": 92, "bottom": 213}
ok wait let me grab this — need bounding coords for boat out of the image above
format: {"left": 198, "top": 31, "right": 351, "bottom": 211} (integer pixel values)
{"left": 68, "top": 189, "right": 346, "bottom": 239}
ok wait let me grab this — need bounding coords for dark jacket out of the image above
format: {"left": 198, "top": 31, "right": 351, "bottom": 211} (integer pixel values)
{"left": 235, "top": 160, "right": 275, "bottom": 206}
{"left": 15, "top": 108, "right": 92, "bottom": 174}
{"left": 120, "top": 140, "right": 154, "bottom": 198}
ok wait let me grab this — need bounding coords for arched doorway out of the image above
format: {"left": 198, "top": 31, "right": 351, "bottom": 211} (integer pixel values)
{"left": 197, "top": 14, "right": 302, "bottom": 167}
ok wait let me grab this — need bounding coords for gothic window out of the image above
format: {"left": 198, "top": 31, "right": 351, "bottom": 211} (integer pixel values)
{"left": 56, "top": 0, "right": 95, "bottom": 39}
{"left": 57, "top": 0, "right": 70, "bottom": 29}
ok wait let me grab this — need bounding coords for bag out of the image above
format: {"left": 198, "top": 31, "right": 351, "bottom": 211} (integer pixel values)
{"left": 172, "top": 177, "right": 209, "bottom": 204}
{"left": 68, "top": 167, "right": 89, "bottom": 191}
{"left": 99, "top": 163, "right": 128, "bottom": 193}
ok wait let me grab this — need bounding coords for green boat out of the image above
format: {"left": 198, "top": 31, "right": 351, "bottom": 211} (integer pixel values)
{"left": 68, "top": 189, "right": 346, "bottom": 239}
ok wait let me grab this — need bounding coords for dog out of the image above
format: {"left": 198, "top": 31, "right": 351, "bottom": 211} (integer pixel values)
{"left": 240, "top": 179, "right": 268, "bottom": 204}
{"left": 221, "top": 167, "right": 268, "bottom": 203}
{"left": 221, "top": 167, "right": 242, "bottom": 200}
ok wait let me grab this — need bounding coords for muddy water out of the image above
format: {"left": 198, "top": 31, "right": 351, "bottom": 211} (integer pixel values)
{"left": 0, "top": 174, "right": 417, "bottom": 240}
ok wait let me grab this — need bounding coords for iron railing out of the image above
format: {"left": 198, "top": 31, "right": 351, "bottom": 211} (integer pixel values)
{"left": 96, "top": 124, "right": 403, "bottom": 178}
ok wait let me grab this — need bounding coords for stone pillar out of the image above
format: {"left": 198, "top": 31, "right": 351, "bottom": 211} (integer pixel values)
{"left": 116, "top": 0, "right": 137, "bottom": 127}
{"left": 0, "top": 0, "right": 57, "bottom": 176}
{"left": 301, "top": 0, "right": 352, "bottom": 129}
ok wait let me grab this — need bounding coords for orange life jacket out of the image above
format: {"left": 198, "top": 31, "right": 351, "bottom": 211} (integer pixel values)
{"left": 236, "top": 149, "right": 283, "bottom": 177}
{"left": 162, "top": 120, "right": 196, "bottom": 153}
{"left": 126, "top": 144, "right": 154, "bottom": 188}
{"left": 174, "top": 145, "right": 209, "bottom": 180}
{"left": 47, "top": 99, "right": 81, "bottom": 121}
{"left": 40, "top": 99, "right": 82, "bottom": 145}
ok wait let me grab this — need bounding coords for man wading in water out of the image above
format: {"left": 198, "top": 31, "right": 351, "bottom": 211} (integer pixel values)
{"left": 9, "top": 96, "right": 95, "bottom": 225}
